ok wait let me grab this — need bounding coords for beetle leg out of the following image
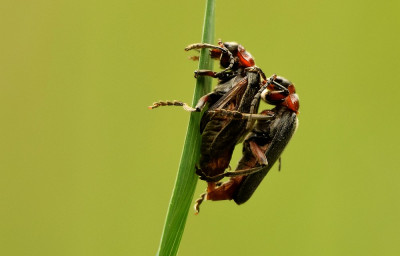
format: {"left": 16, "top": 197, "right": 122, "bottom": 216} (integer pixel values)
{"left": 206, "top": 176, "right": 245, "bottom": 201}
{"left": 194, "top": 70, "right": 219, "bottom": 78}
{"left": 200, "top": 166, "right": 264, "bottom": 182}
{"left": 244, "top": 66, "right": 267, "bottom": 81}
{"left": 193, "top": 70, "right": 238, "bottom": 82}
{"left": 149, "top": 92, "right": 213, "bottom": 112}
{"left": 185, "top": 42, "right": 235, "bottom": 76}
{"left": 235, "top": 113, "right": 274, "bottom": 121}
{"left": 194, "top": 93, "right": 212, "bottom": 111}
{"left": 246, "top": 74, "right": 277, "bottom": 129}
{"left": 208, "top": 109, "right": 274, "bottom": 120}
{"left": 194, "top": 192, "right": 206, "bottom": 215}
{"left": 249, "top": 141, "right": 268, "bottom": 165}
{"left": 197, "top": 165, "right": 265, "bottom": 208}
{"left": 148, "top": 100, "right": 198, "bottom": 112}
{"left": 221, "top": 167, "right": 264, "bottom": 178}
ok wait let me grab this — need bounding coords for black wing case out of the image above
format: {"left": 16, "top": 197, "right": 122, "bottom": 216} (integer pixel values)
{"left": 199, "top": 74, "right": 250, "bottom": 133}
{"left": 233, "top": 110, "right": 298, "bottom": 205}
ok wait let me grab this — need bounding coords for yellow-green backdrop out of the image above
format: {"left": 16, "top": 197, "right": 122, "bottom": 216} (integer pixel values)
{"left": 1, "top": 0, "right": 399, "bottom": 255}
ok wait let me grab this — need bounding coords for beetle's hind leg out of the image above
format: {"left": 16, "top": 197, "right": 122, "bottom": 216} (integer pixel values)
{"left": 194, "top": 180, "right": 234, "bottom": 214}
{"left": 206, "top": 176, "right": 245, "bottom": 202}
{"left": 200, "top": 166, "right": 264, "bottom": 182}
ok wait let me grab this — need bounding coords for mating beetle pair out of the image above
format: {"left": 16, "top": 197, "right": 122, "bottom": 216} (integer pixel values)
{"left": 150, "top": 40, "right": 299, "bottom": 213}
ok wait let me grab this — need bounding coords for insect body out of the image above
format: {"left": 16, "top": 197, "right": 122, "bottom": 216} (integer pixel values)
{"left": 196, "top": 71, "right": 266, "bottom": 182}
{"left": 149, "top": 41, "right": 298, "bottom": 214}
{"left": 150, "top": 42, "right": 268, "bottom": 185}
{"left": 195, "top": 76, "right": 300, "bottom": 211}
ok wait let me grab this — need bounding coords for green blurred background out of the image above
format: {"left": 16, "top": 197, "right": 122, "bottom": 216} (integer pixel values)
{"left": 1, "top": 0, "right": 399, "bottom": 255}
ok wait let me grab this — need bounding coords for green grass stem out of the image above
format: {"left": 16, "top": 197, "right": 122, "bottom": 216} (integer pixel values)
{"left": 156, "top": 0, "right": 215, "bottom": 255}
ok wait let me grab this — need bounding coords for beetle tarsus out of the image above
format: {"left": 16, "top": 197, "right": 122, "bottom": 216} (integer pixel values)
{"left": 194, "top": 192, "right": 206, "bottom": 215}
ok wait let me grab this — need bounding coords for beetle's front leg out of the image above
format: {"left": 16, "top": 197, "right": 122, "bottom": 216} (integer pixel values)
{"left": 244, "top": 66, "right": 267, "bottom": 81}
{"left": 193, "top": 69, "right": 234, "bottom": 78}
{"left": 185, "top": 42, "right": 235, "bottom": 77}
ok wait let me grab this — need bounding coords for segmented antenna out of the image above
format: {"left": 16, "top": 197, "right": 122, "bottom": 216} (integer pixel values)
{"left": 148, "top": 100, "right": 197, "bottom": 112}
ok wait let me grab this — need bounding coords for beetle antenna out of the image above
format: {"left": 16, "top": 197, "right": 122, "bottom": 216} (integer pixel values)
{"left": 148, "top": 100, "right": 198, "bottom": 112}
{"left": 272, "top": 80, "right": 290, "bottom": 94}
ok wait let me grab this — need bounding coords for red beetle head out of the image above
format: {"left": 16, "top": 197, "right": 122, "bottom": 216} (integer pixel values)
{"left": 261, "top": 76, "right": 300, "bottom": 113}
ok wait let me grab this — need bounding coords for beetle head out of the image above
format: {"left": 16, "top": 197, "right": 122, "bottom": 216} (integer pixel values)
{"left": 222, "top": 42, "right": 255, "bottom": 68}
{"left": 222, "top": 42, "right": 239, "bottom": 54}
{"left": 261, "top": 76, "right": 300, "bottom": 113}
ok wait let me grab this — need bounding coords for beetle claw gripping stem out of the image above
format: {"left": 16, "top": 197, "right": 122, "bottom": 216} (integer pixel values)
{"left": 194, "top": 192, "right": 206, "bottom": 215}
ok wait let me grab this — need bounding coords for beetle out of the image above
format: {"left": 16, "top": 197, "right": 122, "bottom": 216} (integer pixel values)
{"left": 149, "top": 41, "right": 268, "bottom": 185}
{"left": 148, "top": 41, "right": 279, "bottom": 213}
{"left": 194, "top": 76, "right": 300, "bottom": 212}
{"left": 149, "top": 40, "right": 266, "bottom": 112}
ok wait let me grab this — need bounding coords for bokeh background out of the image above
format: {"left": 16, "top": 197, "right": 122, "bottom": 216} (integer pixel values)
{"left": 1, "top": 0, "right": 399, "bottom": 255}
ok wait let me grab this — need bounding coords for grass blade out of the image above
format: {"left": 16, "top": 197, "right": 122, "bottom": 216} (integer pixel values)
{"left": 156, "top": 0, "right": 215, "bottom": 255}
